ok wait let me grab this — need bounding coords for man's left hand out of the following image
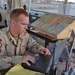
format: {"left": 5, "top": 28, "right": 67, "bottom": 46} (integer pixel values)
{"left": 40, "top": 48, "right": 51, "bottom": 56}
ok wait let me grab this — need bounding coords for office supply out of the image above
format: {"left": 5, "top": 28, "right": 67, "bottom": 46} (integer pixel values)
{"left": 22, "top": 38, "right": 68, "bottom": 74}
{"left": 5, "top": 64, "right": 44, "bottom": 75}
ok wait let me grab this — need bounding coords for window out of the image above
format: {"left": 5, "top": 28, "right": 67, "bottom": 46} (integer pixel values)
{"left": 22, "top": 0, "right": 64, "bottom": 15}
{"left": 68, "top": 0, "right": 75, "bottom": 3}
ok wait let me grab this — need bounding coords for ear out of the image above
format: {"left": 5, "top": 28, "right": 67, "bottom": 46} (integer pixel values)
{"left": 11, "top": 19, "right": 16, "bottom": 26}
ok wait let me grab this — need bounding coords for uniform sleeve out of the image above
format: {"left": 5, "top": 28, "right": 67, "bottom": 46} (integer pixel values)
{"left": 27, "top": 34, "right": 44, "bottom": 54}
{"left": 0, "top": 33, "right": 22, "bottom": 69}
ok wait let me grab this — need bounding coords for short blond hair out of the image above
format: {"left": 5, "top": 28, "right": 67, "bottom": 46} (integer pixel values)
{"left": 10, "top": 8, "right": 29, "bottom": 20}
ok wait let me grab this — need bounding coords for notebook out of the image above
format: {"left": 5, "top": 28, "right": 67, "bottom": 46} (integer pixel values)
{"left": 22, "top": 38, "right": 68, "bottom": 74}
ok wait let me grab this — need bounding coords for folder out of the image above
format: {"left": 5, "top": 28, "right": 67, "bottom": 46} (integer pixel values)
{"left": 5, "top": 64, "right": 44, "bottom": 75}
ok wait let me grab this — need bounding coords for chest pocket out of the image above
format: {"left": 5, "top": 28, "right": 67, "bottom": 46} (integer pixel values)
{"left": 20, "top": 38, "right": 28, "bottom": 55}
{"left": 6, "top": 43, "right": 15, "bottom": 56}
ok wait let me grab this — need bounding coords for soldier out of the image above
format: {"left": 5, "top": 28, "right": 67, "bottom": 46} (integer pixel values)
{"left": 0, "top": 8, "right": 51, "bottom": 69}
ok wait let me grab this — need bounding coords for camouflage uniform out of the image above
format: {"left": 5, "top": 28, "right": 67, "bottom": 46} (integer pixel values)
{"left": 0, "top": 27, "right": 44, "bottom": 68}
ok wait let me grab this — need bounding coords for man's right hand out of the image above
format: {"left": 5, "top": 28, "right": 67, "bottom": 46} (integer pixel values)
{"left": 22, "top": 55, "right": 35, "bottom": 66}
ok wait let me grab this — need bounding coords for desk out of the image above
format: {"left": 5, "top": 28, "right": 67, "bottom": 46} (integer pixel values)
{"left": 26, "top": 29, "right": 58, "bottom": 47}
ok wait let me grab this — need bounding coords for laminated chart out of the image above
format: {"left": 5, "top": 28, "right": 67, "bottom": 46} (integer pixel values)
{"left": 31, "top": 13, "right": 75, "bottom": 39}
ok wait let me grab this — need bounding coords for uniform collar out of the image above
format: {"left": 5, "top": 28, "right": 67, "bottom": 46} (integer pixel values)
{"left": 19, "top": 32, "right": 25, "bottom": 39}
{"left": 7, "top": 31, "right": 17, "bottom": 45}
{"left": 7, "top": 30, "right": 26, "bottom": 44}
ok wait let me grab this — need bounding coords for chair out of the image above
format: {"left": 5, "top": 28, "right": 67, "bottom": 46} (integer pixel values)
{"left": 0, "top": 13, "right": 7, "bottom": 29}
{"left": 0, "top": 13, "right": 2, "bottom": 22}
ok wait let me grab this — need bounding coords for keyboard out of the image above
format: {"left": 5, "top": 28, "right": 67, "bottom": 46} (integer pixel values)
{"left": 22, "top": 47, "right": 54, "bottom": 73}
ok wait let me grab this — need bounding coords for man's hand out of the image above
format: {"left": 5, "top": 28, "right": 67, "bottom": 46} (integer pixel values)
{"left": 22, "top": 55, "right": 35, "bottom": 66}
{"left": 40, "top": 48, "right": 51, "bottom": 56}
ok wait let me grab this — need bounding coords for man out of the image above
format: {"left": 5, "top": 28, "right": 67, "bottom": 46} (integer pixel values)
{"left": 0, "top": 8, "right": 50, "bottom": 68}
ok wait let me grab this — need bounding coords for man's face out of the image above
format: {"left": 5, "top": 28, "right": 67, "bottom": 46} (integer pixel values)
{"left": 14, "top": 14, "right": 29, "bottom": 35}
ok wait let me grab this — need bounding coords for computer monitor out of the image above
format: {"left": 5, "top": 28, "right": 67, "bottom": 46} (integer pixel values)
{"left": 68, "top": 30, "right": 75, "bottom": 57}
